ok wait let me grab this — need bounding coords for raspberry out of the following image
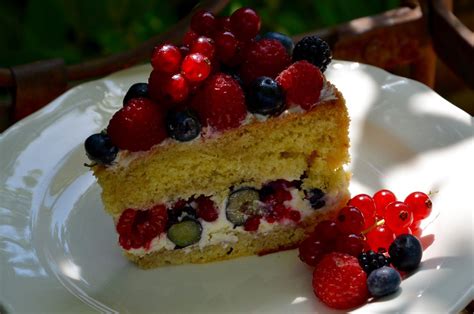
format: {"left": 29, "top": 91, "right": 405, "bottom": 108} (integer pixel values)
{"left": 151, "top": 44, "right": 182, "bottom": 74}
{"left": 195, "top": 195, "right": 219, "bottom": 222}
{"left": 230, "top": 7, "right": 261, "bottom": 41}
{"left": 275, "top": 61, "right": 324, "bottom": 110}
{"left": 292, "top": 36, "right": 332, "bottom": 72}
{"left": 288, "top": 210, "right": 301, "bottom": 222}
{"left": 239, "top": 39, "right": 291, "bottom": 85}
{"left": 312, "top": 253, "right": 369, "bottom": 309}
{"left": 116, "top": 208, "right": 137, "bottom": 235}
{"left": 107, "top": 98, "right": 167, "bottom": 151}
{"left": 191, "top": 73, "right": 246, "bottom": 131}
{"left": 190, "top": 10, "right": 216, "bottom": 37}
{"left": 244, "top": 215, "right": 261, "bottom": 231}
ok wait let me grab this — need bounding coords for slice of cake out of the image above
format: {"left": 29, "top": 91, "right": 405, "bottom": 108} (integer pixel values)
{"left": 84, "top": 8, "right": 350, "bottom": 268}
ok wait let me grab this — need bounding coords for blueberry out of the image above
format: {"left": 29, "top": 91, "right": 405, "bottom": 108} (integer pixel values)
{"left": 226, "top": 188, "right": 261, "bottom": 226}
{"left": 247, "top": 77, "right": 285, "bottom": 116}
{"left": 262, "top": 32, "right": 294, "bottom": 55}
{"left": 166, "top": 110, "right": 201, "bottom": 142}
{"left": 305, "top": 188, "right": 326, "bottom": 209}
{"left": 367, "top": 266, "right": 401, "bottom": 297}
{"left": 84, "top": 133, "right": 118, "bottom": 164}
{"left": 167, "top": 219, "right": 202, "bottom": 248}
{"left": 123, "top": 83, "right": 149, "bottom": 105}
{"left": 389, "top": 234, "right": 423, "bottom": 271}
{"left": 167, "top": 206, "right": 197, "bottom": 228}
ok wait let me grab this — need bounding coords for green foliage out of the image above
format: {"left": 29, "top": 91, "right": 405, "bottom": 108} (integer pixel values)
{"left": 0, "top": 0, "right": 398, "bottom": 66}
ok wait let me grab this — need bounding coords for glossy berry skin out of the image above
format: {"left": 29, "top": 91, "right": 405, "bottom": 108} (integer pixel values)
{"left": 405, "top": 192, "right": 432, "bottom": 221}
{"left": 166, "top": 109, "right": 201, "bottom": 142}
{"left": 311, "top": 220, "right": 339, "bottom": 242}
{"left": 148, "top": 70, "right": 169, "bottom": 101}
{"left": 298, "top": 237, "right": 328, "bottom": 266}
{"left": 246, "top": 76, "right": 285, "bottom": 116}
{"left": 181, "top": 53, "right": 211, "bottom": 83}
{"left": 367, "top": 266, "right": 401, "bottom": 297}
{"left": 385, "top": 201, "right": 413, "bottom": 232}
{"left": 195, "top": 195, "right": 219, "bottom": 222}
{"left": 335, "top": 233, "right": 366, "bottom": 257}
{"left": 348, "top": 194, "right": 376, "bottom": 229}
{"left": 183, "top": 30, "right": 199, "bottom": 47}
{"left": 358, "top": 250, "right": 391, "bottom": 274}
{"left": 262, "top": 32, "right": 294, "bottom": 55}
{"left": 165, "top": 73, "right": 189, "bottom": 103}
{"left": 190, "top": 10, "right": 216, "bottom": 36}
{"left": 123, "top": 83, "right": 149, "bottom": 105}
{"left": 190, "top": 36, "right": 215, "bottom": 59}
{"left": 230, "top": 7, "right": 261, "bottom": 41}
{"left": 389, "top": 234, "right": 423, "bottom": 271}
{"left": 107, "top": 98, "right": 167, "bottom": 152}
{"left": 366, "top": 225, "right": 396, "bottom": 252}
{"left": 84, "top": 133, "right": 118, "bottom": 165}
{"left": 336, "top": 206, "right": 365, "bottom": 235}
{"left": 215, "top": 31, "right": 238, "bottom": 62}
{"left": 216, "top": 16, "right": 232, "bottom": 31}
{"left": 373, "top": 189, "right": 397, "bottom": 217}
{"left": 292, "top": 36, "right": 332, "bottom": 72}
{"left": 151, "top": 44, "right": 182, "bottom": 74}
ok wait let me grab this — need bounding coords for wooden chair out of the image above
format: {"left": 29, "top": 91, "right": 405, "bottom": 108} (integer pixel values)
{"left": 0, "top": 0, "right": 472, "bottom": 131}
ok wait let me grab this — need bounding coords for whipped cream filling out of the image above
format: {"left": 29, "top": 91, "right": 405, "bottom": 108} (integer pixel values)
{"left": 127, "top": 185, "right": 343, "bottom": 256}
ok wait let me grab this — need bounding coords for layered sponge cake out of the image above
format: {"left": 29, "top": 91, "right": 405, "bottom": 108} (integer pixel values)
{"left": 84, "top": 8, "right": 350, "bottom": 268}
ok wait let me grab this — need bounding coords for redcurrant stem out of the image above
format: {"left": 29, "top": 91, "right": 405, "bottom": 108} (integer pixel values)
{"left": 428, "top": 189, "right": 439, "bottom": 197}
{"left": 361, "top": 219, "right": 385, "bottom": 235}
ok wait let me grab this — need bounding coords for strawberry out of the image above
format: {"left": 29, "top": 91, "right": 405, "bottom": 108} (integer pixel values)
{"left": 312, "top": 252, "right": 369, "bottom": 309}
{"left": 107, "top": 97, "right": 167, "bottom": 152}
{"left": 239, "top": 39, "right": 291, "bottom": 85}
{"left": 276, "top": 60, "right": 324, "bottom": 110}
{"left": 191, "top": 73, "right": 246, "bottom": 131}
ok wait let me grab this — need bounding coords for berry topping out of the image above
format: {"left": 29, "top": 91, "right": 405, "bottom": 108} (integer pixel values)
{"left": 107, "top": 98, "right": 167, "bottom": 152}
{"left": 230, "top": 7, "right": 261, "bottom": 41}
{"left": 192, "top": 73, "right": 246, "bottom": 131}
{"left": 243, "top": 215, "right": 261, "bottom": 231}
{"left": 292, "top": 36, "right": 332, "bottom": 72}
{"left": 262, "top": 32, "right": 294, "bottom": 55}
{"left": 275, "top": 60, "right": 324, "bottom": 110}
{"left": 388, "top": 234, "right": 422, "bottom": 271}
{"left": 385, "top": 201, "right": 413, "bottom": 232}
{"left": 190, "top": 10, "right": 216, "bottom": 37}
{"left": 240, "top": 39, "right": 291, "bottom": 84}
{"left": 335, "top": 233, "right": 366, "bottom": 257}
{"left": 288, "top": 210, "right": 301, "bottom": 222}
{"left": 226, "top": 187, "right": 261, "bottom": 226}
{"left": 305, "top": 188, "right": 326, "bottom": 209}
{"left": 367, "top": 266, "right": 401, "bottom": 297}
{"left": 181, "top": 53, "right": 212, "bottom": 83}
{"left": 151, "top": 44, "right": 182, "bottom": 74}
{"left": 373, "top": 189, "right": 397, "bottom": 217}
{"left": 348, "top": 194, "right": 376, "bottom": 229}
{"left": 336, "top": 206, "right": 365, "bottom": 235}
{"left": 123, "top": 83, "right": 149, "bottom": 105}
{"left": 84, "top": 133, "right": 118, "bottom": 165}
{"left": 404, "top": 191, "right": 432, "bottom": 221}
{"left": 190, "top": 36, "right": 215, "bottom": 59}
{"left": 166, "top": 109, "right": 201, "bottom": 142}
{"left": 216, "top": 16, "right": 232, "bottom": 32}
{"left": 366, "top": 225, "right": 396, "bottom": 252}
{"left": 312, "top": 252, "right": 369, "bottom": 309}
{"left": 298, "top": 237, "right": 328, "bottom": 266}
{"left": 358, "top": 250, "right": 391, "bottom": 274}
{"left": 167, "top": 219, "right": 202, "bottom": 248}
{"left": 164, "top": 73, "right": 189, "bottom": 103}
{"left": 148, "top": 70, "right": 170, "bottom": 101}
{"left": 311, "top": 220, "right": 339, "bottom": 241}
{"left": 183, "top": 30, "right": 199, "bottom": 47}
{"left": 246, "top": 76, "right": 285, "bottom": 116}
{"left": 215, "top": 31, "right": 238, "bottom": 62}
{"left": 195, "top": 195, "right": 219, "bottom": 222}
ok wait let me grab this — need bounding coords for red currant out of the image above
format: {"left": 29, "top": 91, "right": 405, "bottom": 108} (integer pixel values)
{"left": 366, "top": 225, "right": 396, "bottom": 252}
{"left": 230, "top": 7, "right": 261, "bottom": 41}
{"left": 190, "top": 36, "right": 215, "bottom": 59}
{"left": 348, "top": 194, "right": 376, "bottom": 228}
{"left": 288, "top": 210, "right": 301, "bottom": 222}
{"left": 244, "top": 215, "right": 261, "bottom": 231}
{"left": 405, "top": 191, "right": 432, "bottom": 221}
{"left": 195, "top": 196, "right": 219, "bottom": 222}
{"left": 181, "top": 53, "right": 211, "bottom": 83}
{"left": 373, "top": 189, "right": 397, "bottom": 217}
{"left": 151, "top": 44, "right": 182, "bottom": 73}
{"left": 190, "top": 10, "right": 216, "bottom": 36}
{"left": 179, "top": 45, "right": 190, "bottom": 56}
{"left": 298, "top": 237, "right": 328, "bottom": 266}
{"left": 164, "top": 73, "right": 189, "bottom": 103}
{"left": 216, "top": 16, "right": 232, "bottom": 31}
{"left": 183, "top": 30, "right": 199, "bottom": 47}
{"left": 336, "top": 206, "right": 365, "bottom": 234}
{"left": 311, "top": 220, "right": 339, "bottom": 242}
{"left": 335, "top": 233, "right": 366, "bottom": 257}
{"left": 215, "top": 31, "right": 238, "bottom": 62}
{"left": 385, "top": 201, "right": 413, "bottom": 232}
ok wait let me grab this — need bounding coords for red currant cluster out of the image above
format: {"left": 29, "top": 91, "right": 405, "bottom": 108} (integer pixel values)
{"left": 299, "top": 189, "right": 432, "bottom": 266}
{"left": 149, "top": 8, "right": 261, "bottom": 104}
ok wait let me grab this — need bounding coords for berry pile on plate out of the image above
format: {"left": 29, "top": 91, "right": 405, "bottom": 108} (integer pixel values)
{"left": 85, "top": 7, "right": 333, "bottom": 163}
{"left": 299, "top": 189, "right": 433, "bottom": 309}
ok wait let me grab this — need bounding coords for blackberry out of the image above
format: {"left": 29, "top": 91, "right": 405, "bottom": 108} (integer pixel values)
{"left": 358, "top": 250, "right": 391, "bottom": 274}
{"left": 305, "top": 188, "right": 326, "bottom": 209}
{"left": 292, "top": 36, "right": 331, "bottom": 72}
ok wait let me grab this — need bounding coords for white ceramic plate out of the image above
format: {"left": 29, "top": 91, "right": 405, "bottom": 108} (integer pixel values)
{"left": 1, "top": 61, "right": 473, "bottom": 313}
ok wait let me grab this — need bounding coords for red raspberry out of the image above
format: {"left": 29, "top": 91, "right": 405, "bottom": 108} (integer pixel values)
{"left": 239, "top": 39, "right": 291, "bottom": 85}
{"left": 276, "top": 61, "right": 324, "bottom": 110}
{"left": 244, "top": 215, "right": 261, "bottom": 231}
{"left": 288, "top": 210, "right": 301, "bottom": 222}
{"left": 230, "top": 7, "right": 261, "bottom": 41}
{"left": 191, "top": 73, "right": 246, "bottom": 131}
{"left": 195, "top": 195, "right": 219, "bottom": 222}
{"left": 107, "top": 98, "right": 167, "bottom": 151}
{"left": 312, "top": 252, "right": 369, "bottom": 309}
{"left": 151, "top": 44, "right": 182, "bottom": 74}
{"left": 116, "top": 208, "right": 137, "bottom": 235}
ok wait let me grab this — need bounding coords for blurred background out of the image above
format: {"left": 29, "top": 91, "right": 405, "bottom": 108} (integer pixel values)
{"left": 0, "top": 0, "right": 472, "bottom": 124}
